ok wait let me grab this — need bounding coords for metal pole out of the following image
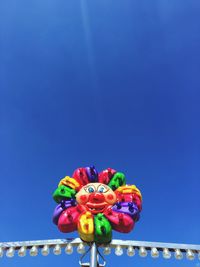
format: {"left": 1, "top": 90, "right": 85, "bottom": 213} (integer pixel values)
{"left": 90, "top": 243, "right": 97, "bottom": 267}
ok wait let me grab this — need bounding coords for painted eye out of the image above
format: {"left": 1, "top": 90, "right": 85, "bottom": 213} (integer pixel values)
{"left": 97, "top": 185, "right": 108, "bottom": 193}
{"left": 84, "top": 185, "right": 95, "bottom": 193}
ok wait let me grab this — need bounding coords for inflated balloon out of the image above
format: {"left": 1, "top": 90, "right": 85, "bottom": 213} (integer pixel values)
{"left": 112, "top": 201, "right": 139, "bottom": 220}
{"left": 52, "top": 166, "right": 142, "bottom": 244}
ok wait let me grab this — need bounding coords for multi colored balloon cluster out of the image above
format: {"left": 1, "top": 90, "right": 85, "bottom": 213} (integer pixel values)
{"left": 52, "top": 166, "right": 142, "bottom": 244}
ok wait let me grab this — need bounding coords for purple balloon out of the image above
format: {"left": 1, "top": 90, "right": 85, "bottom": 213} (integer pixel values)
{"left": 85, "top": 166, "right": 98, "bottom": 183}
{"left": 52, "top": 199, "right": 76, "bottom": 225}
{"left": 112, "top": 202, "right": 140, "bottom": 221}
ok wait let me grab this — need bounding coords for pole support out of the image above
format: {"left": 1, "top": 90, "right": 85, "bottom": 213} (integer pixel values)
{"left": 90, "top": 243, "right": 97, "bottom": 267}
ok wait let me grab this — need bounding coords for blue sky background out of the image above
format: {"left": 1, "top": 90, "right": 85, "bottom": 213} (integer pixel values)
{"left": 1, "top": 0, "right": 200, "bottom": 266}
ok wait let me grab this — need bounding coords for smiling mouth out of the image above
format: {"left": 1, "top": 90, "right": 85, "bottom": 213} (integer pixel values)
{"left": 86, "top": 202, "right": 108, "bottom": 214}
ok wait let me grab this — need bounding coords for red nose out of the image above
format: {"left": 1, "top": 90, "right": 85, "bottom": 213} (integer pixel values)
{"left": 88, "top": 193, "right": 105, "bottom": 203}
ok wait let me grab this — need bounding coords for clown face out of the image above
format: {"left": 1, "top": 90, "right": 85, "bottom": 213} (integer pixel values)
{"left": 76, "top": 183, "right": 117, "bottom": 214}
{"left": 53, "top": 167, "right": 142, "bottom": 243}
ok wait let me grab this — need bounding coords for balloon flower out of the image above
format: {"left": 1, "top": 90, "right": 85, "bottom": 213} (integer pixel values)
{"left": 52, "top": 167, "right": 142, "bottom": 244}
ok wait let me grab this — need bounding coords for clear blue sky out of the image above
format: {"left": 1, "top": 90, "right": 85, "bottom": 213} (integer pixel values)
{"left": 1, "top": 0, "right": 200, "bottom": 266}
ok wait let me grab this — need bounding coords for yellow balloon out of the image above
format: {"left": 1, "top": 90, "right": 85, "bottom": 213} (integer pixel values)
{"left": 78, "top": 211, "right": 94, "bottom": 242}
{"left": 58, "top": 176, "right": 80, "bottom": 190}
{"left": 116, "top": 185, "right": 142, "bottom": 200}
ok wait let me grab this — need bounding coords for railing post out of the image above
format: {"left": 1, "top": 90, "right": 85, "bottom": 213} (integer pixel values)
{"left": 90, "top": 243, "right": 97, "bottom": 267}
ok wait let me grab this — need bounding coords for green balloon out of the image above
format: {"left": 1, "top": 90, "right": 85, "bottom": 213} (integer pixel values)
{"left": 94, "top": 213, "right": 112, "bottom": 243}
{"left": 53, "top": 185, "right": 76, "bottom": 203}
{"left": 108, "top": 172, "right": 126, "bottom": 191}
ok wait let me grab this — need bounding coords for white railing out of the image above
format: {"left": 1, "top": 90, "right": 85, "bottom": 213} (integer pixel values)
{"left": 1, "top": 238, "right": 200, "bottom": 261}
